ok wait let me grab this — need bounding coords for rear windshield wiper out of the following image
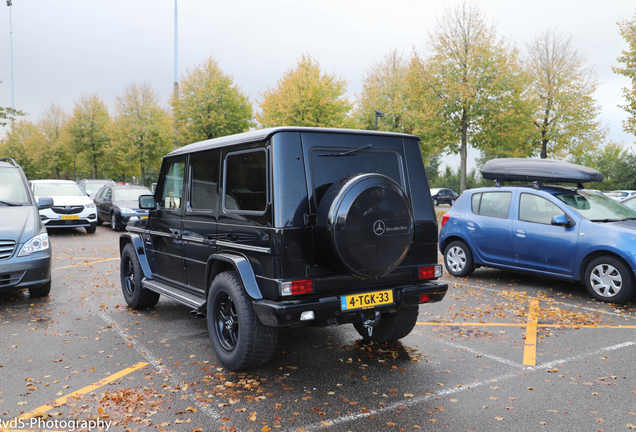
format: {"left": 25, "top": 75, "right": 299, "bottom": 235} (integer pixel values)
{"left": 318, "top": 144, "right": 372, "bottom": 157}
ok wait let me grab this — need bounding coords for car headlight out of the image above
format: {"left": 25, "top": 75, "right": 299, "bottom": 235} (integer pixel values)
{"left": 85, "top": 203, "right": 95, "bottom": 209}
{"left": 120, "top": 208, "right": 135, "bottom": 214}
{"left": 18, "top": 233, "right": 50, "bottom": 257}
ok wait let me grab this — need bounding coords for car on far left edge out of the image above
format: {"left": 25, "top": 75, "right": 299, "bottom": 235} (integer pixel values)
{"left": 0, "top": 158, "right": 54, "bottom": 297}
{"left": 30, "top": 179, "right": 97, "bottom": 234}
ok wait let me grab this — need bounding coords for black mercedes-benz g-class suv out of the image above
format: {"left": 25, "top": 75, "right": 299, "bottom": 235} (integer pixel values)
{"left": 119, "top": 127, "right": 447, "bottom": 370}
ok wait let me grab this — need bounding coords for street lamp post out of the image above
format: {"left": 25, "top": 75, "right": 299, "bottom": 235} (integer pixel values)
{"left": 7, "top": 0, "right": 14, "bottom": 111}
{"left": 375, "top": 110, "right": 385, "bottom": 131}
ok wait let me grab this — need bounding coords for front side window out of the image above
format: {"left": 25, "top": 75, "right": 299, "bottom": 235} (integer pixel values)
{"left": 471, "top": 192, "right": 511, "bottom": 218}
{"left": 160, "top": 158, "right": 186, "bottom": 210}
{"left": 224, "top": 149, "right": 267, "bottom": 213}
{"left": 519, "top": 193, "right": 565, "bottom": 224}
{"left": 0, "top": 168, "right": 29, "bottom": 204}
{"left": 190, "top": 150, "right": 220, "bottom": 211}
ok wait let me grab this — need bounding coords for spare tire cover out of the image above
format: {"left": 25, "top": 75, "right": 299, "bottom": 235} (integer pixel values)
{"left": 316, "top": 173, "right": 414, "bottom": 279}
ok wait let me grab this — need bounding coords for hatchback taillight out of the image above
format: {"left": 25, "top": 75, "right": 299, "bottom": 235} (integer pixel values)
{"left": 280, "top": 279, "right": 314, "bottom": 296}
{"left": 441, "top": 213, "right": 451, "bottom": 227}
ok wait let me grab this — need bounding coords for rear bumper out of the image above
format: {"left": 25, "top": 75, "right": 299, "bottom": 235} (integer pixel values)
{"left": 252, "top": 281, "right": 448, "bottom": 326}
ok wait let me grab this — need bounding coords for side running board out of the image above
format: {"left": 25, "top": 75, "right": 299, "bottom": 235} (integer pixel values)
{"left": 143, "top": 278, "right": 206, "bottom": 310}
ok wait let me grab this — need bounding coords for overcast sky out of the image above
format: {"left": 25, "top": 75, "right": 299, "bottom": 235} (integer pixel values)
{"left": 0, "top": 0, "right": 634, "bottom": 171}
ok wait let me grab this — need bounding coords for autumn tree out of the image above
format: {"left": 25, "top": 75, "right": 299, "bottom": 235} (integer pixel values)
{"left": 110, "top": 83, "right": 172, "bottom": 186}
{"left": 353, "top": 49, "right": 411, "bottom": 133}
{"left": 0, "top": 120, "right": 40, "bottom": 178}
{"left": 257, "top": 54, "right": 353, "bottom": 128}
{"left": 32, "top": 103, "right": 73, "bottom": 179}
{"left": 525, "top": 29, "right": 605, "bottom": 159}
{"left": 407, "top": 1, "right": 532, "bottom": 192}
{"left": 614, "top": 12, "right": 636, "bottom": 138}
{"left": 172, "top": 57, "right": 252, "bottom": 145}
{"left": 67, "top": 94, "right": 110, "bottom": 179}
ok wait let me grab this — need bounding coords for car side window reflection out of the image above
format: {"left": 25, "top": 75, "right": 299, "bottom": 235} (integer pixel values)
{"left": 471, "top": 192, "right": 511, "bottom": 219}
{"left": 519, "top": 193, "right": 565, "bottom": 225}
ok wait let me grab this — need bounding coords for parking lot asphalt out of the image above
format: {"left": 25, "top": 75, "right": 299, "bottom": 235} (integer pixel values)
{"left": 2, "top": 226, "right": 636, "bottom": 432}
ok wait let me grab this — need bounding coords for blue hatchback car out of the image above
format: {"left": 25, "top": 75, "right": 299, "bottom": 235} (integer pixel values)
{"left": 439, "top": 159, "right": 636, "bottom": 304}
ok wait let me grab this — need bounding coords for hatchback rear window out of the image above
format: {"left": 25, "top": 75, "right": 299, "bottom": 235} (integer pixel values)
{"left": 309, "top": 148, "right": 403, "bottom": 206}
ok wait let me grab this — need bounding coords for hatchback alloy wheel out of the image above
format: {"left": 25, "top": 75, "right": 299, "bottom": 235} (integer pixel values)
{"left": 589, "top": 263, "right": 622, "bottom": 297}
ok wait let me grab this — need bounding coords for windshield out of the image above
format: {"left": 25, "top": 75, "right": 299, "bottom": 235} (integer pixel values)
{"left": 555, "top": 190, "right": 636, "bottom": 221}
{"left": 114, "top": 188, "right": 151, "bottom": 201}
{"left": 0, "top": 168, "right": 30, "bottom": 205}
{"left": 33, "top": 182, "right": 85, "bottom": 197}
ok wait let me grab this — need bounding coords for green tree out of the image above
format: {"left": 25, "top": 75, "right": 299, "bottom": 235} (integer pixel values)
{"left": 0, "top": 80, "right": 24, "bottom": 128}
{"left": 32, "top": 103, "right": 73, "bottom": 179}
{"left": 353, "top": 49, "right": 411, "bottom": 133}
{"left": 614, "top": 12, "right": 636, "bottom": 138}
{"left": 67, "top": 94, "right": 110, "bottom": 179}
{"left": 257, "top": 54, "right": 353, "bottom": 128}
{"left": 0, "top": 120, "right": 40, "bottom": 178}
{"left": 172, "top": 57, "right": 252, "bottom": 145}
{"left": 570, "top": 141, "right": 628, "bottom": 190}
{"left": 526, "top": 29, "right": 605, "bottom": 159}
{"left": 406, "top": 1, "right": 532, "bottom": 192}
{"left": 111, "top": 83, "right": 172, "bottom": 186}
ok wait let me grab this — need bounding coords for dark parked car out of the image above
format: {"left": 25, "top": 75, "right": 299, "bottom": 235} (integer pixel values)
{"left": 94, "top": 184, "right": 153, "bottom": 231}
{"left": 430, "top": 188, "right": 458, "bottom": 206}
{"left": 439, "top": 158, "right": 636, "bottom": 304}
{"left": 0, "top": 158, "right": 54, "bottom": 297}
{"left": 78, "top": 179, "right": 116, "bottom": 199}
{"left": 119, "top": 127, "right": 448, "bottom": 370}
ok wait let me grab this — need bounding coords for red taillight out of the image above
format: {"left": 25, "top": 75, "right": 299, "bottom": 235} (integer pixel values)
{"left": 418, "top": 265, "right": 442, "bottom": 280}
{"left": 419, "top": 294, "right": 431, "bottom": 304}
{"left": 291, "top": 279, "right": 313, "bottom": 295}
{"left": 441, "top": 213, "right": 451, "bottom": 227}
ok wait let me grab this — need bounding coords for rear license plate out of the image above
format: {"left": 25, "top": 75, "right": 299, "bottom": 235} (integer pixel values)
{"left": 341, "top": 290, "right": 393, "bottom": 311}
{"left": 60, "top": 215, "right": 79, "bottom": 220}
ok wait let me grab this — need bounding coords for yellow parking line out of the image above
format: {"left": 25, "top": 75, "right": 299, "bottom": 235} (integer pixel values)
{"left": 8, "top": 362, "right": 148, "bottom": 424}
{"left": 53, "top": 257, "right": 119, "bottom": 270}
{"left": 523, "top": 299, "right": 539, "bottom": 366}
{"left": 417, "top": 322, "right": 636, "bottom": 329}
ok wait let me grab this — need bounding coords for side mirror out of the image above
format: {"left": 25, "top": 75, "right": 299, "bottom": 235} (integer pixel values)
{"left": 37, "top": 197, "right": 54, "bottom": 210}
{"left": 139, "top": 195, "right": 156, "bottom": 210}
{"left": 551, "top": 215, "right": 574, "bottom": 227}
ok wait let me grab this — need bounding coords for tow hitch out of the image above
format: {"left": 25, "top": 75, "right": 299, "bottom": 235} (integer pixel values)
{"left": 360, "top": 311, "right": 381, "bottom": 337}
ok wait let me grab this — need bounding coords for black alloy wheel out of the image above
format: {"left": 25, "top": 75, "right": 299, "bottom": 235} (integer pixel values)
{"left": 213, "top": 290, "right": 239, "bottom": 351}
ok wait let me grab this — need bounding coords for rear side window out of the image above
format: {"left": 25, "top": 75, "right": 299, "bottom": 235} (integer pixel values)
{"left": 309, "top": 148, "right": 403, "bottom": 206}
{"left": 471, "top": 192, "right": 511, "bottom": 218}
{"left": 224, "top": 149, "right": 267, "bottom": 213}
{"left": 190, "top": 150, "right": 220, "bottom": 211}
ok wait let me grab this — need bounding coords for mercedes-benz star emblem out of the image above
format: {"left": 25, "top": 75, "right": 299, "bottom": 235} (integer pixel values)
{"left": 373, "top": 220, "right": 386, "bottom": 236}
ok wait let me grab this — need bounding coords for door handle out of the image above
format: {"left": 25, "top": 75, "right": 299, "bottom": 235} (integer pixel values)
{"left": 516, "top": 229, "right": 526, "bottom": 238}
{"left": 467, "top": 222, "right": 475, "bottom": 231}
{"left": 169, "top": 228, "right": 181, "bottom": 238}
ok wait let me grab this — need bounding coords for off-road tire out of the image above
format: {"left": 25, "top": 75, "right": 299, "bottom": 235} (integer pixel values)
{"left": 207, "top": 271, "right": 278, "bottom": 371}
{"left": 121, "top": 243, "right": 160, "bottom": 309}
{"left": 353, "top": 305, "right": 419, "bottom": 343}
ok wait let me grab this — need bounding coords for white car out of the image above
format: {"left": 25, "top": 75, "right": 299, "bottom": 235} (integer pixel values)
{"left": 605, "top": 190, "right": 636, "bottom": 202}
{"left": 30, "top": 180, "right": 97, "bottom": 233}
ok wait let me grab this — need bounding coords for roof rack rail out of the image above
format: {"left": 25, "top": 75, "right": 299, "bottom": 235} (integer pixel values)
{"left": 0, "top": 157, "right": 19, "bottom": 168}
